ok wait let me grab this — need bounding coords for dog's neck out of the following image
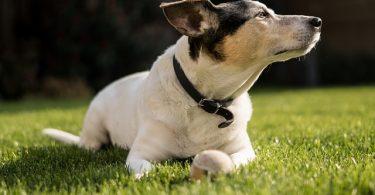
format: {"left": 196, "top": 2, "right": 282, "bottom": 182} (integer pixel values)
{"left": 174, "top": 36, "right": 266, "bottom": 100}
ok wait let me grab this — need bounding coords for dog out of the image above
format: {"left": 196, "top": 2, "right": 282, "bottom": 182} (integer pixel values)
{"left": 43, "top": 0, "right": 321, "bottom": 178}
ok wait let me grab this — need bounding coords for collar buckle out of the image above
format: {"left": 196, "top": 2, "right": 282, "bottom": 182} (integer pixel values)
{"left": 198, "top": 99, "right": 222, "bottom": 114}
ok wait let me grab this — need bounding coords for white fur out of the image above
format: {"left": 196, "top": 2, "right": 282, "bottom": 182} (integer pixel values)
{"left": 43, "top": 128, "right": 80, "bottom": 145}
{"left": 43, "top": 36, "right": 258, "bottom": 178}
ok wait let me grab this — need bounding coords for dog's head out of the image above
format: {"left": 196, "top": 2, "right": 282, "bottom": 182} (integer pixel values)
{"left": 161, "top": 0, "right": 321, "bottom": 66}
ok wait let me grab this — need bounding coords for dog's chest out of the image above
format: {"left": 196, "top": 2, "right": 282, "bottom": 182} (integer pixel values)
{"left": 172, "top": 112, "right": 240, "bottom": 158}
{"left": 145, "top": 95, "right": 251, "bottom": 158}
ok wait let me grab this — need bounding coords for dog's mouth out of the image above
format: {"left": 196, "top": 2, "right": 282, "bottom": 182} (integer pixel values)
{"left": 274, "top": 49, "right": 290, "bottom": 55}
{"left": 274, "top": 47, "right": 307, "bottom": 56}
{"left": 275, "top": 40, "right": 320, "bottom": 56}
{"left": 274, "top": 32, "right": 321, "bottom": 56}
{"left": 275, "top": 46, "right": 312, "bottom": 55}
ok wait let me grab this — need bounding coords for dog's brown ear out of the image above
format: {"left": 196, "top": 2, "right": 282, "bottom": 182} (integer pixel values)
{"left": 160, "top": 0, "right": 218, "bottom": 37}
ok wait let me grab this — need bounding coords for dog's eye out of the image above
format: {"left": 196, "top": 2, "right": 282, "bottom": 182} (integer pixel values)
{"left": 256, "top": 11, "right": 270, "bottom": 19}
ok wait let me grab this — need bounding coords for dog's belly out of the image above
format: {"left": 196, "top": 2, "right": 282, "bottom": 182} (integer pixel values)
{"left": 91, "top": 71, "right": 150, "bottom": 149}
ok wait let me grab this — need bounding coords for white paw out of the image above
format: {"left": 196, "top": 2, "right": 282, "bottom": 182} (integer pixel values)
{"left": 126, "top": 159, "right": 153, "bottom": 179}
{"left": 230, "top": 151, "right": 256, "bottom": 168}
{"left": 135, "top": 173, "right": 145, "bottom": 180}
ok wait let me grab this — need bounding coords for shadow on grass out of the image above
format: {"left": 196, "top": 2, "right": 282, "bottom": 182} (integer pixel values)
{"left": 0, "top": 146, "right": 129, "bottom": 191}
{"left": 0, "top": 146, "right": 192, "bottom": 192}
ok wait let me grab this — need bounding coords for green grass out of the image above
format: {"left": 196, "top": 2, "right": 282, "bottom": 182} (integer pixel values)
{"left": 0, "top": 86, "right": 374, "bottom": 194}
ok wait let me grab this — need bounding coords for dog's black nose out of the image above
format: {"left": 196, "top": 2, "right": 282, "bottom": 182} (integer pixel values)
{"left": 310, "top": 17, "right": 322, "bottom": 28}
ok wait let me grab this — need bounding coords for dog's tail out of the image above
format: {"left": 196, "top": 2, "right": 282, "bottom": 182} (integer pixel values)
{"left": 42, "top": 128, "right": 80, "bottom": 145}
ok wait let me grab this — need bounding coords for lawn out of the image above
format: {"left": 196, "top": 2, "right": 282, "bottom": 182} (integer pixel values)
{"left": 0, "top": 86, "right": 374, "bottom": 194}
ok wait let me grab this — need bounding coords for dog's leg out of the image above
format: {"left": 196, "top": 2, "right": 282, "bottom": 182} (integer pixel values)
{"left": 229, "top": 147, "right": 256, "bottom": 167}
{"left": 126, "top": 150, "right": 154, "bottom": 179}
{"left": 126, "top": 141, "right": 169, "bottom": 179}
{"left": 221, "top": 131, "right": 256, "bottom": 167}
{"left": 126, "top": 121, "right": 174, "bottom": 179}
{"left": 79, "top": 110, "right": 109, "bottom": 151}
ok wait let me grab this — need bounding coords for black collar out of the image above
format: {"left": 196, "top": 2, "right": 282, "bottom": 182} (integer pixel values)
{"left": 173, "top": 55, "right": 234, "bottom": 128}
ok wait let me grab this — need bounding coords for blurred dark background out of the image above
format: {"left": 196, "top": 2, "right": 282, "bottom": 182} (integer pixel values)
{"left": 0, "top": 0, "right": 374, "bottom": 100}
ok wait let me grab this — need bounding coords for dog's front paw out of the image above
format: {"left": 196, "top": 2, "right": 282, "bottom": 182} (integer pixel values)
{"left": 126, "top": 159, "right": 153, "bottom": 179}
{"left": 230, "top": 150, "right": 256, "bottom": 168}
{"left": 134, "top": 173, "right": 146, "bottom": 180}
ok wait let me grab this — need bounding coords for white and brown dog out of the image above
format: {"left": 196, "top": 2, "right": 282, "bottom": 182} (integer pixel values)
{"left": 43, "top": 0, "right": 321, "bottom": 178}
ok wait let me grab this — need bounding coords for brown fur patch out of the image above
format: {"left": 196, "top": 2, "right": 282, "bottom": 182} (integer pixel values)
{"left": 220, "top": 20, "right": 268, "bottom": 66}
